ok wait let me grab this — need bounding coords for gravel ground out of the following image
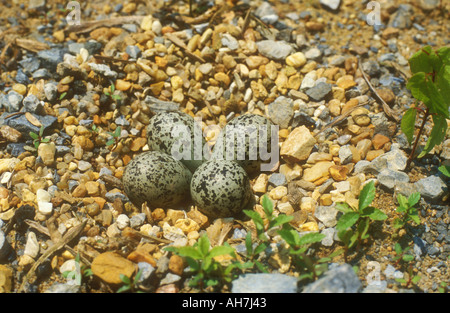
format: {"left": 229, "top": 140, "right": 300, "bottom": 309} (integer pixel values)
{"left": 0, "top": 0, "right": 448, "bottom": 293}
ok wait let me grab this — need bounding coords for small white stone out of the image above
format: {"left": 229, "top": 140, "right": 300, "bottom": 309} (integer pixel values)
{"left": 36, "top": 189, "right": 51, "bottom": 203}
{"left": 59, "top": 259, "right": 77, "bottom": 274}
{"left": 116, "top": 214, "right": 130, "bottom": 230}
{"left": 24, "top": 232, "right": 40, "bottom": 258}
{"left": 38, "top": 201, "right": 53, "bottom": 215}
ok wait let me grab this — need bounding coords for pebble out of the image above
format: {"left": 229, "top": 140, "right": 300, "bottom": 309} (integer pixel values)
{"left": 0, "top": 265, "right": 13, "bottom": 293}
{"left": 286, "top": 52, "right": 307, "bottom": 68}
{"left": 280, "top": 126, "right": 317, "bottom": 163}
{"left": 91, "top": 252, "right": 137, "bottom": 285}
{"left": 378, "top": 169, "right": 410, "bottom": 190}
{"left": 314, "top": 205, "right": 338, "bottom": 227}
{"left": 414, "top": 176, "right": 448, "bottom": 201}
{"left": 267, "top": 97, "right": 294, "bottom": 129}
{"left": 302, "top": 263, "right": 362, "bottom": 293}
{"left": 232, "top": 273, "right": 298, "bottom": 293}
{"left": 0, "top": 231, "right": 12, "bottom": 262}
{"left": 256, "top": 40, "right": 294, "bottom": 60}
{"left": 305, "top": 82, "right": 332, "bottom": 101}
{"left": 320, "top": 0, "right": 341, "bottom": 11}
{"left": 38, "top": 142, "right": 56, "bottom": 166}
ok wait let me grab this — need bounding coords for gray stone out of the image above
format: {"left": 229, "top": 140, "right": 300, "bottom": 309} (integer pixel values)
{"left": 32, "top": 68, "right": 51, "bottom": 79}
{"left": 232, "top": 273, "right": 298, "bottom": 293}
{"left": 136, "top": 262, "right": 156, "bottom": 286}
{"left": 18, "top": 56, "right": 41, "bottom": 73}
{"left": 3, "top": 91, "right": 23, "bottom": 112}
{"left": 321, "top": 228, "right": 335, "bottom": 247}
{"left": 221, "top": 33, "right": 239, "bottom": 50}
{"left": 254, "top": 2, "right": 278, "bottom": 20}
{"left": 361, "top": 60, "right": 381, "bottom": 77}
{"left": 393, "top": 181, "right": 418, "bottom": 199}
{"left": 305, "top": 82, "right": 332, "bottom": 101}
{"left": 28, "top": 0, "right": 46, "bottom": 10}
{"left": 0, "top": 231, "right": 12, "bottom": 262}
{"left": 37, "top": 48, "right": 64, "bottom": 71}
{"left": 23, "top": 94, "right": 45, "bottom": 115}
{"left": 44, "top": 283, "right": 80, "bottom": 293}
{"left": 389, "top": 4, "right": 414, "bottom": 29}
{"left": 302, "top": 263, "right": 362, "bottom": 293}
{"left": 87, "top": 63, "right": 118, "bottom": 79}
{"left": 130, "top": 213, "right": 146, "bottom": 229}
{"left": 417, "top": 0, "right": 440, "bottom": 11}
{"left": 304, "top": 47, "right": 322, "bottom": 61}
{"left": 44, "top": 83, "right": 58, "bottom": 102}
{"left": 268, "top": 173, "right": 287, "bottom": 187}
{"left": 143, "top": 95, "right": 180, "bottom": 114}
{"left": 314, "top": 205, "right": 338, "bottom": 228}
{"left": 105, "top": 191, "right": 129, "bottom": 202}
{"left": 0, "top": 112, "right": 57, "bottom": 140}
{"left": 320, "top": 0, "right": 341, "bottom": 11}
{"left": 160, "top": 273, "right": 181, "bottom": 285}
{"left": 414, "top": 175, "right": 448, "bottom": 201}
{"left": 339, "top": 145, "right": 353, "bottom": 165}
{"left": 378, "top": 169, "right": 410, "bottom": 190}
{"left": 125, "top": 45, "right": 141, "bottom": 59}
{"left": 267, "top": 96, "right": 294, "bottom": 129}
{"left": 256, "top": 40, "right": 294, "bottom": 60}
{"left": 337, "top": 134, "right": 352, "bottom": 145}
{"left": 371, "top": 147, "right": 407, "bottom": 173}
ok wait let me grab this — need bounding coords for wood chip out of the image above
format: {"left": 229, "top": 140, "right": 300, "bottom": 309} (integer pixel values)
{"left": 25, "top": 112, "right": 42, "bottom": 127}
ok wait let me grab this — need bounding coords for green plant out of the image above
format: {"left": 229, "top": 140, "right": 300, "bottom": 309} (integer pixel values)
{"left": 401, "top": 45, "right": 449, "bottom": 168}
{"left": 438, "top": 281, "right": 448, "bottom": 293}
{"left": 59, "top": 91, "right": 67, "bottom": 100}
{"left": 392, "top": 243, "right": 421, "bottom": 288}
{"left": 117, "top": 269, "right": 143, "bottom": 293}
{"left": 104, "top": 83, "right": 122, "bottom": 102}
{"left": 393, "top": 192, "right": 421, "bottom": 230}
{"left": 438, "top": 164, "right": 450, "bottom": 177}
{"left": 335, "top": 181, "right": 388, "bottom": 262}
{"left": 106, "top": 126, "right": 121, "bottom": 147}
{"left": 277, "top": 227, "right": 337, "bottom": 282}
{"left": 164, "top": 234, "right": 238, "bottom": 291}
{"left": 242, "top": 194, "right": 293, "bottom": 272}
{"left": 62, "top": 254, "right": 93, "bottom": 286}
{"left": 29, "top": 125, "right": 50, "bottom": 149}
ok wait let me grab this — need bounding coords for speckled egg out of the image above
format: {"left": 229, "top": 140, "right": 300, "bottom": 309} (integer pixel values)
{"left": 147, "top": 111, "right": 207, "bottom": 173}
{"left": 190, "top": 160, "right": 254, "bottom": 219}
{"left": 211, "top": 113, "right": 276, "bottom": 174}
{"left": 122, "top": 151, "right": 192, "bottom": 208}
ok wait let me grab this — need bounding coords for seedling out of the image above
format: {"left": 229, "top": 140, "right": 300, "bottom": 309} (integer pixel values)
{"left": 438, "top": 164, "right": 450, "bottom": 177}
{"left": 104, "top": 83, "right": 122, "bottom": 102}
{"left": 29, "top": 125, "right": 50, "bottom": 149}
{"left": 164, "top": 234, "right": 238, "bottom": 291}
{"left": 106, "top": 126, "right": 121, "bottom": 147}
{"left": 392, "top": 243, "right": 421, "bottom": 289}
{"left": 277, "top": 227, "right": 336, "bottom": 282}
{"left": 117, "top": 269, "right": 143, "bottom": 293}
{"left": 59, "top": 91, "right": 67, "bottom": 100}
{"left": 401, "top": 45, "right": 449, "bottom": 168}
{"left": 335, "top": 181, "right": 388, "bottom": 262}
{"left": 393, "top": 192, "right": 421, "bottom": 231}
{"left": 62, "top": 253, "right": 93, "bottom": 286}
{"left": 242, "top": 194, "right": 293, "bottom": 272}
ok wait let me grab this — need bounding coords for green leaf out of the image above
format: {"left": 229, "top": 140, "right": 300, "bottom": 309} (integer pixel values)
{"left": 437, "top": 47, "right": 450, "bottom": 64}
{"left": 120, "top": 274, "right": 131, "bottom": 285}
{"left": 209, "top": 245, "right": 235, "bottom": 258}
{"left": 364, "top": 207, "right": 388, "bottom": 221}
{"left": 400, "top": 108, "right": 417, "bottom": 144}
{"left": 261, "top": 194, "right": 273, "bottom": 216}
{"left": 244, "top": 210, "right": 265, "bottom": 234}
{"left": 29, "top": 132, "right": 39, "bottom": 140}
{"left": 269, "top": 214, "right": 293, "bottom": 229}
{"left": 253, "top": 242, "right": 267, "bottom": 255}
{"left": 407, "top": 192, "right": 421, "bottom": 207}
{"left": 409, "top": 46, "right": 434, "bottom": 74}
{"left": 402, "top": 254, "right": 414, "bottom": 262}
{"left": 396, "top": 278, "right": 407, "bottom": 284}
{"left": 277, "top": 228, "right": 300, "bottom": 247}
{"left": 335, "top": 202, "right": 354, "bottom": 213}
{"left": 396, "top": 194, "right": 409, "bottom": 213}
{"left": 197, "top": 235, "right": 210, "bottom": 257}
{"left": 175, "top": 246, "right": 204, "bottom": 260}
{"left": 337, "top": 229, "right": 353, "bottom": 245}
{"left": 438, "top": 165, "right": 450, "bottom": 177}
{"left": 114, "top": 126, "right": 122, "bottom": 138}
{"left": 411, "top": 275, "right": 421, "bottom": 284}
{"left": 106, "top": 139, "right": 115, "bottom": 146}
{"left": 336, "top": 212, "right": 360, "bottom": 231}
{"left": 41, "top": 138, "right": 50, "bottom": 143}
{"left": 116, "top": 285, "right": 131, "bottom": 293}
{"left": 297, "top": 232, "right": 325, "bottom": 246}
{"left": 394, "top": 243, "right": 403, "bottom": 255}
{"left": 407, "top": 72, "right": 431, "bottom": 105}
{"left": 245, "top": 232, "right": 253, "bottom": 255}
{"left": 409, "top": 211, "right": 421, "bottom": 225}
{"left": 393, "top": 218, "right": 405, "bottom": 229}
{"left": 358, "top": 181, "right": 375, "bottom": 211}
{"left": 418, "top": 114, "right": 448, "bottom": 158}
{"left": 357, "top": 217, "right": 370, "bottom": 240}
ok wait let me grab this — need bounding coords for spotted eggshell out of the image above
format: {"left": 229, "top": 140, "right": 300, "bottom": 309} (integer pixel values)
{"left": 146, "top": 111, "right": 206, "bottom": 172}
{"left": 122, "top": 151, "right": 192, "bottom": 208}
{"left": 211, "top": 113, "right": 275, "bottom": 174}
{"left": 190, "top": 160, "right": 254, "bottom": 219}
